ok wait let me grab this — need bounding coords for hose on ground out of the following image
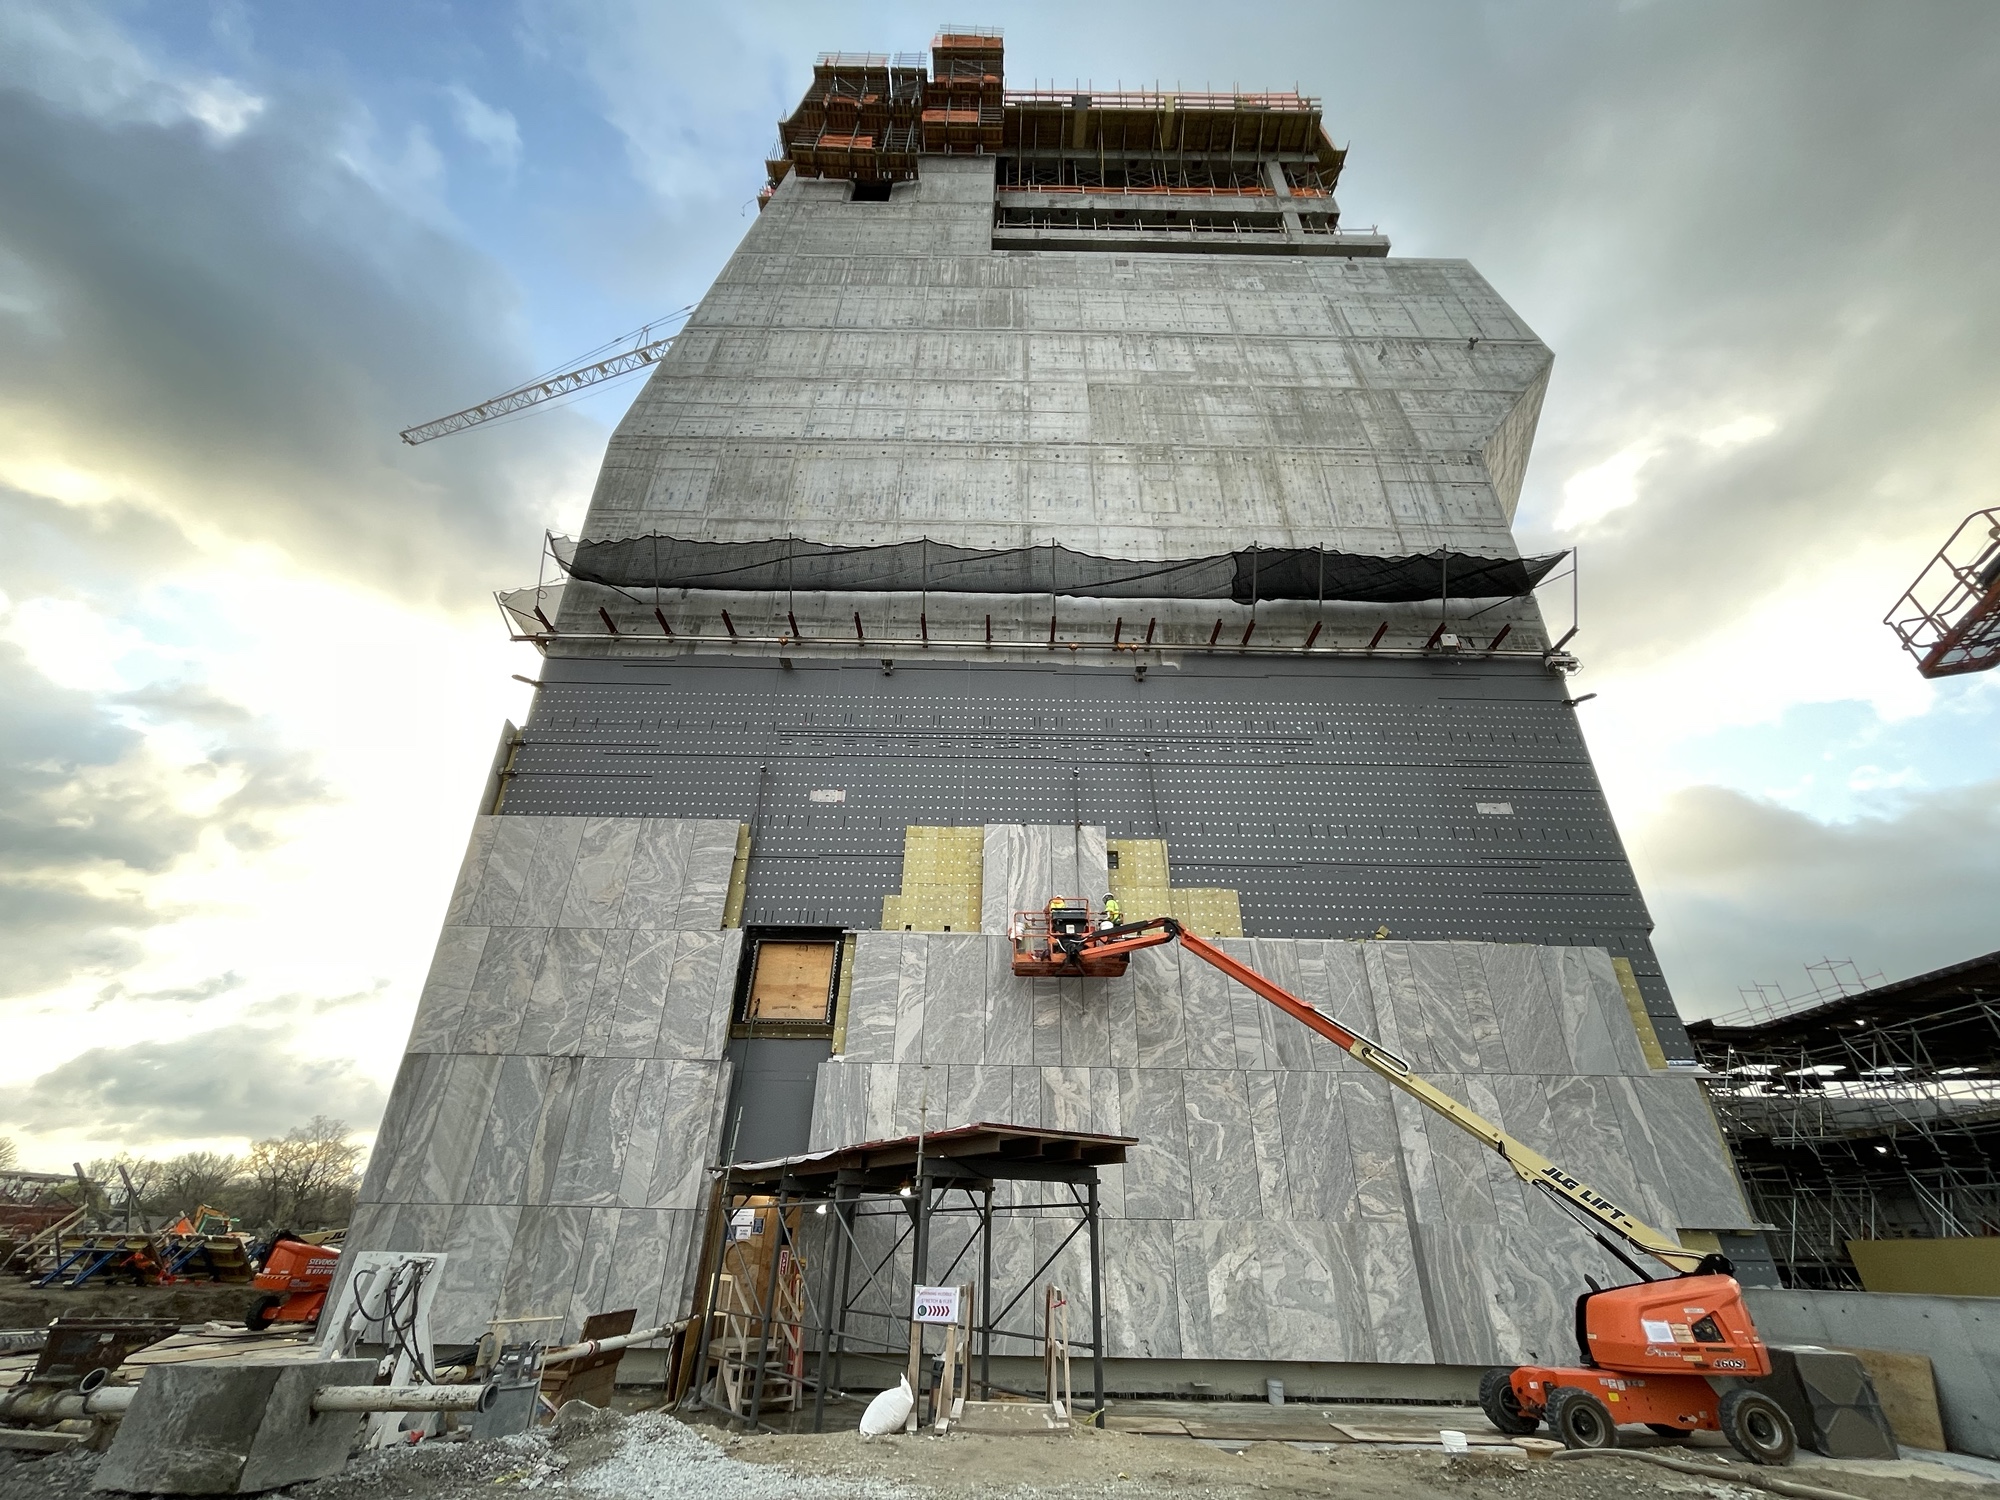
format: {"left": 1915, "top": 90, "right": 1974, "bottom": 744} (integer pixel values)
{"left": 1549, "top": 1446, "right": 1870, "bottom": 1500}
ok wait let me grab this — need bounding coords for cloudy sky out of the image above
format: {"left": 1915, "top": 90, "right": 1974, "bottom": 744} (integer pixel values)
{"left": 2, "top": 1, "right": 1996, "bottom": 1170}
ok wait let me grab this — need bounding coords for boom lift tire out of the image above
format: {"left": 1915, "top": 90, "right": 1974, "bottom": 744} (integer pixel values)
{"left": 245, "top": 1294, "right": 283, "bottom": 1332}
{"left": 1718, "top": 1388, "right": 1796, "bottom": 1466}
{"left": 1480, "top": 1366, "right": 1541, "bottom": 1434}
{"left": 1546, "top": 1387, "right": 1617, "bottom": 1450}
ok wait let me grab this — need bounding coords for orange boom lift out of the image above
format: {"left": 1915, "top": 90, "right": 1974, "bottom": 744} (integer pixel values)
{"left": 1011, "top": 900, "right": 1797, "bottom": 1464}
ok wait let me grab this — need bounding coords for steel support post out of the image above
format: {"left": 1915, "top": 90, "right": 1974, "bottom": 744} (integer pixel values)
{"left": 1087, "top": 1174, "right": 1105, "bottom": 1419}
{"left": 830, "top": 1189, "right": 858, "bottom": 1399}
{"left": 979, "top": 1184, "right": 994, "bottom": 1399}
{"left": 810, "top": 1186, "right": 847, "bottom": 1433}
{"left": 906, "top": 1175, "right": 932, "bottom": 1421}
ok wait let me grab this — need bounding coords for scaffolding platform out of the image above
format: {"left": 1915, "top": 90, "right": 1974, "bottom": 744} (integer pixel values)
{"left": 1885, "top": 506, "right": 2000, "bottom": 678}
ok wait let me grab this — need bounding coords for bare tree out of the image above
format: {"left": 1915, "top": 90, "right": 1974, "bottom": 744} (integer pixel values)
{"left": 0, "top": 1136, "right": 17, "bottom": 1170}
{"left": 155, "top": 1152, "right": 244, "bottom": 1218}
{"left": 242, "top": 1117, "right": 364, "bottom": 1230}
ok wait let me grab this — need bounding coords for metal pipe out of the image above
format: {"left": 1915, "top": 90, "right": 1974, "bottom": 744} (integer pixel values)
{"left": 310, "top": 1384, "right": 497, "bottom": 1414}
{"left": 541, "top": 1320, "right": 687, "bottom": 1366}
{"left": 2, "top": 1381, "right": 490, "bottom": 1423}
{"left": 0, "top": 1384, "right": 137, "bottom": 1423}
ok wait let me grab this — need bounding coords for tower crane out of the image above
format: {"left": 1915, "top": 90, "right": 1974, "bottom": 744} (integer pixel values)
{"left": 1011, "top": 897, "right": 1799, "bottom": 1464}
{"left": 398, "top": 308, "right": 692, "bottom": 445}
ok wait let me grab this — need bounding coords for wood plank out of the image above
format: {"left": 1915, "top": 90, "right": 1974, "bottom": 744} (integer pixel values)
{"left": 1329, "top": 1425, "right": 1517, "bottom": 1446}
{"left": 1835, "top": 1346, "right": 1946, "bottom": 1452}
{"left": 747, "top": 942, "right": 837, "bottom": 1021}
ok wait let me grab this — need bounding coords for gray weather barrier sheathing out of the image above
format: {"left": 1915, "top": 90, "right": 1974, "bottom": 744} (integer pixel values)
{"left": 557, "top": 534, "right": 1566, "bottom": 605}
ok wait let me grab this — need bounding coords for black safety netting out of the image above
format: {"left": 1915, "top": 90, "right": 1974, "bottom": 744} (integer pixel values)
{"left": 556, "top": 535, "right": 1565, "bottom": 605}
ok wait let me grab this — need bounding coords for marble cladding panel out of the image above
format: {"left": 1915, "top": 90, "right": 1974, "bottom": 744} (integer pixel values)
{"left": 1176, "top": 946, "right": 1240, "bottom": 1070}
{"left": 679, "top": 821, "right": 743, "bottom": 928}
{"left": 945, "top": 1060, "right": 1016, "bottom": 1131}
{"left": 1104, "top": 1218, "right": 1181, "bottom": 1359}
{"left": 407, "top": 926, "right": 489, "bottom": 1054}
{"left": 1582, "top": 946, "right": 1654, "bottom": 1075}
{"left": 1172, "top": 1220, "right": 1266, "bottom": 1360}
{"left": 1105, "top": 972, "right": 1140, "bottom": 1069}
{"left": 1182, "top": 1070, "right": 1263, "bottom": 1222}
{"left": 807, "top": 1059, "right": 866, "bottom": 1151}
{"left": 980, "top": 822, "right": 1110, "bottom": 934}
{"left": 1130, "top": 946, "right": 1188, "bottom": 1069}
{"left": 842, "top": 932, "right": 901, "bottom": 1064}
{"left": 558, "top": 818, "right": 641, "bottom": 929}
{"left": 921, "top": 933, "right": 987, "bottom": 1065}
{"left": 372, "top": 811, "right": 1746, "bottom": 1366}
{"left": 1546, "top": 947, "right": 1623, "bottom": 1074}
{"left": 458, "top": 927, "right": 549, "bottom": 1054}
{"left": 1631, "top": 1073, "right": 1757, "bottom": 1230}
{"left": 1480, "top": 944, "right": 1574, "bottom": 1075}
{"left": 465, "top": 815, "right": 539, "bottom": 926}
{"left": 442, "top": 817, "right": 499, "bottom": 927}
{"left": 619, "top": 819, "right": 692, "bottom": 929}
{"left": 358, "top": 813, "right": 752, "bottom": 1343}
{"left": 1211, "top": 940, "right": 1275, "bottom": 1070}
{"left": 516, "top": 927, "right": 605, "bottom": 1057}
{"left": 1261, "top": 1221, "right": 1370, "bottom": 1362}
{"left": 1059, "top": 976, "right": 1111, "bottom": 1067}
{"left": 1416, "top": 1073, "right": 1499, "bottom": 1225}
{"left": 1357, "top": 1219, "right": 1437, "bottom": 1364}
{"left": 892, "top": 937, "right": 929, "bottom": 1065}
{"left": 518, "top": 817, "right": 587, "bottom": 928}
{"left": 1118, "top": 1068, "right": 1193, "bottom": 1222}
{"left": 1247, "top": 941, "right": 1315, "bottom": 1073}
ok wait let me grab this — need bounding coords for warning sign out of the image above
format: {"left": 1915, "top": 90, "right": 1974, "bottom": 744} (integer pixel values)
{"left": 912, "top": 1285, "right": 961, "bottom": 1324}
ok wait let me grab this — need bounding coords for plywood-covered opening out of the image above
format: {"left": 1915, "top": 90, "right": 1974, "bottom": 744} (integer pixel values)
{"left": 732, "top": 926, "right": 846, "bottom": 1036}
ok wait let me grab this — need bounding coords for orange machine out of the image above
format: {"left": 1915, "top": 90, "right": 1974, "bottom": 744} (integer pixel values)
{"left": 246, "top": 1234, "right": 341, "bottom": 1332}
{"left": 1014, "top": 913, "right": 1797, "bottom": 1465}
{"left": 1008, "top": 898, "right": 1135, "bottom": 977}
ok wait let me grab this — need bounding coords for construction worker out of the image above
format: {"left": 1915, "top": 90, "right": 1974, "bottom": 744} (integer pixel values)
{"left": 1100, "top": 893, "right": 1122, "bottom": 930}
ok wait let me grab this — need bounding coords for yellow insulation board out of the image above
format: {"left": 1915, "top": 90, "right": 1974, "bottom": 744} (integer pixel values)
{"left": 1107, "top": 838, "right": 1243, "bottom": 938}
{"left": 882, "top": 825, "right": 984, "bottom": 932}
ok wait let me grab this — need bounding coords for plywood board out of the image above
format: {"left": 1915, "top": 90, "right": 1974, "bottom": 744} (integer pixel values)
{"left": 1848, "top": 1236, "right": 2000, "bottom": 1296}
{"left": 748, "top": 942, "right": 837, "bottom": 1021}
{"left": 1835, "top": 1346, "right": 1946, "bottom": 1452}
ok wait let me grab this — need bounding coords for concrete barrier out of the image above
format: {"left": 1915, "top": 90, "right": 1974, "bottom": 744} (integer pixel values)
{"left": 1744, "top": 1288, "right": 1999, "bottom": 1459}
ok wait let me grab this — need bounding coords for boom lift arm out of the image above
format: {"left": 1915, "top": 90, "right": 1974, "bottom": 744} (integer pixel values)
{"left": 1056, "top": 914, "right": 1709, "bottom": 1277}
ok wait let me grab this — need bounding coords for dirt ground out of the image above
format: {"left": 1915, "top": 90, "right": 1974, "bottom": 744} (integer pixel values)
{"left": 0, "top": 1279, "right": 256, "bottom": 1331}
{"left": 724, "top": 1420, "right": 1998, "bottom": 1500}
{"left": 5, "top": 1399, "right": 1993, "bottom": 1500}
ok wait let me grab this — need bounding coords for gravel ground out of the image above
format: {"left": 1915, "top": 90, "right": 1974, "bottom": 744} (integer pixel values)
{"left": 3, "top": 1403, "right": 1994, "bottom": 1500}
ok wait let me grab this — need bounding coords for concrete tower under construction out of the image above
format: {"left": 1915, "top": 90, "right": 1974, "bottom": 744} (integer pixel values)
{"left": 353, "top": 30, "right": 1758, "bottom": 1387}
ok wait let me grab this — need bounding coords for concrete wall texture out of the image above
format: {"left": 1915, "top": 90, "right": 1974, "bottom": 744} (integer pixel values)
{"left": 1745, "top": 1289, "right": 2000, "bottom": 1459}
{"left": 573, "top": 156, "right": 1550, "bottom": 615}
{"left": 353, "top": 146, "right": 1745, "bottom": 1372}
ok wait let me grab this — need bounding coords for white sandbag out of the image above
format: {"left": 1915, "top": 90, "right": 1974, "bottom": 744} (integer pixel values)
{"left": 859, "top": 1375, "right": 914, "bottom": 1437}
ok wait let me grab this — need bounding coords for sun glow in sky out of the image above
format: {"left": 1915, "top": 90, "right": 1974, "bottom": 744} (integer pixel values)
{"left": 3, "top": 1, "right": 1997, "bottom": 1171}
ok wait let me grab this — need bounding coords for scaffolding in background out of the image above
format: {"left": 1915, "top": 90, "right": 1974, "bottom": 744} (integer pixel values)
{"left": 1688, "top": 950, "right": 2000, "bottom": 1289}
{"left": 763, "top": 27, "right": 1347, "bottom": 205}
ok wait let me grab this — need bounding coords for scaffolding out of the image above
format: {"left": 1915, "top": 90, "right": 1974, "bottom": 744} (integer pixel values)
{"left": 1688, "top": 950, "right": 2000, "bottom": 1288}
{"left": 1884, "top": 506, "right": 2000, "bottom": 678}
{"left": 682, "top": 1123, "right": 1128, "bottom": 1432}
{"left": 763, "top": 27, "right": 1348, "bottom": 207}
